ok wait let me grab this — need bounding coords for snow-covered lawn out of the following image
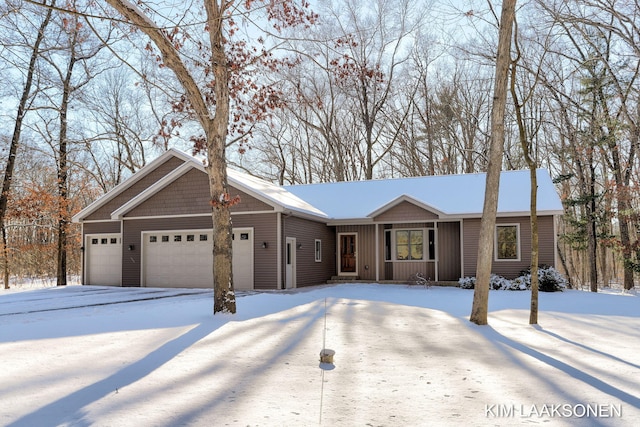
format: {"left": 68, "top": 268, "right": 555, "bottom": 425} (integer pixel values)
{"left": 1, "top": 284, "right": 638, "bottom": 426}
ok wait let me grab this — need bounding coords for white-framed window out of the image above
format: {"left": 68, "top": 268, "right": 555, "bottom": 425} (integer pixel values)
{"left": 314, "top": 239, "right": 322, "bottom": 262}
{"left": 385, "top": 228, "right": 436, "bottom": 262}
{"left": 495, "top": 224, "right": 520, "bottom": 261}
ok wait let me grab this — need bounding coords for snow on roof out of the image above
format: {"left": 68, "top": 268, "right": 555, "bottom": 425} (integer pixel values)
{"left": 284, "top": 169, "right": 563, "bottom": 221}
{"left": 227, "top": 169, "right": 328, "bottom": 218}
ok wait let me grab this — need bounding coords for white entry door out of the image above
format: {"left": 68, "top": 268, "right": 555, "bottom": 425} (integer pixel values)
{"left": 85, "top": 234, "right": 121, "bottom": 286}
{"left": 232, "top": 228, "right": 254, "bottom": 291}
{"left": 285, "top": 237, "right": 296, "bottom": 289}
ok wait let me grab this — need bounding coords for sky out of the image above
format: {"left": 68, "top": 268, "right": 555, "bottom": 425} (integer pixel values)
{"left": 1, "top": 282, "right": 638, "bottom": 426}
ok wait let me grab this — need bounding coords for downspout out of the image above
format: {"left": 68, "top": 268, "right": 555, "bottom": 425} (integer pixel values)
{"left": 375, "top": 223, "right": 379, "bottom": 282}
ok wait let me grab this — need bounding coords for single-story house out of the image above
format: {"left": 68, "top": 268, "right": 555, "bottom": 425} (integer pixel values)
{"left": 72, "top": 148, "right": 564, "bottom": 289}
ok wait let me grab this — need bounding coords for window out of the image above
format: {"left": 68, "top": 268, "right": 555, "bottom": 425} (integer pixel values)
{"left": 149, "top": 235, "right": 157, "bottom": 243}
{"left": 496, "top": 224, "right": 519, "bottom": 260}
{"left": 174, "top": 235, "right": 182, "bottom": 242}
{"left": 187, "top": 234, "right": 195, "bottom": 242}
{"left": 161, "top": 235, "right": 169, "bottom": 242}
{"left": 110, "top": 238, "right": 118, "bottom": 244}
{"left": 396, "top": 230, "right": 423, "bottom": 260}
{"left": 101, "top": 238, "right": 108, "bottom": 244}
{"left": 91, "top": 238, "right": 98, "bottom": 245}
{"left": 199, "top": 234, "right": 208, "bottom": 241}
{"left": 384, "top": 230, "right": 392, "bottom": 261}
{"left": 314, "top": 239, "right": 322, "bottom": 262}
{"left": 390, "top": 228, "right": 436, "bottom": 261}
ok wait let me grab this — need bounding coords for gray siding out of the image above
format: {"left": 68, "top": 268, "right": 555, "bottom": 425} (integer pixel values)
{"left": 463, "top": 215, "right": 556, "bottom": 279}
{"left": 232, "top": 214, "right": 278, "bottom": 289}
{"left": 374, "top": 201, "right": 439, "bottom": 222}
{"left": 87, "top": 156, "right": 185, "bottom": 220}
{"left": 336, "top": 225, "right": 377, "bottom": 281}
{"left": 284, "top": 216, "right": 336, "bottom": 287}
{"left": 83, "top": 221, "right": 121, "bottom": 234}
{"left": 127, "top": 169, "right": 273, "bottom": 218}
{"left": 121, "top": 213, "right": 278, "bottom": 288}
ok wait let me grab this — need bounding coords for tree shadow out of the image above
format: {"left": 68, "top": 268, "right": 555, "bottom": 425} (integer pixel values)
{"left": 476, "top": 325, "right": 640, "bottom": 410}
{"left": 532, "top": 324, "right": 640, "bottom": 371}
{"left": 7, "top": 321, "right": 218, "bottom": 427}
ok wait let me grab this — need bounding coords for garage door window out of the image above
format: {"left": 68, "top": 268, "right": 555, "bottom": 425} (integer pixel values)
{"left": 92, "top": 238, "right": 98, "bottom": 244}
{"left": 199, "top": 234, "right": 208, "bottom": 241}
{"left": 101, "top": 238, "right": 108, "bottom": 244}
{"left": 162, "top": 235, "right": 169, "bottom": 242}
{"left": 174, "top": 235, "right": 182, "bottom": 242}
{"left": 187, "top": 234, "right": 194, "bottom": 242}
{"left": 149, "top": 235, "right": 157, "bottom": 243}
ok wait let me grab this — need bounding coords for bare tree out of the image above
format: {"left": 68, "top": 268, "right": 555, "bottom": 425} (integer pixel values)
{"left": 0, "top": 0, "right": 54, "bottom": 289}
{"left": 470, "top": 0, "right": 516, "bottom": 326}
{"left": 95, "top": 0, "right": 316, "bottom": 313}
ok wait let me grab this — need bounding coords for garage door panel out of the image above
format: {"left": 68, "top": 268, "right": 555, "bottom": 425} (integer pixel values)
{"left": 143, "top": 229, "right": 253, "bottom": 289}
{"left": 86, "top": 234, "right": 121, "bottom": 286}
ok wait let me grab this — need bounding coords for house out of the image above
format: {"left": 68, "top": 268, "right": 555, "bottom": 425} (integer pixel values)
{"left": 72, "top": 148, "right": 564, "bottom": 289}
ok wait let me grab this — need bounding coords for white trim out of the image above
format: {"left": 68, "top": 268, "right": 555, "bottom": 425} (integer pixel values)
{"left": 494, "top": 223, "right": 521, "bottom": 262}
{"left": 391, "top": 228, "right": 434, "bottom": 262}
{"left": 314, "top": 239, "right": 322, "bottom": 262}
{"left": 277, "top": 212, "right": 282, "bottom": 288}
{"left": 337, "top": 232, "right": 358, "bottom": 276}
{"left": 460, "top": 219, "right": 465, "bottom": 278}
{"left": 367, "top": 194, "right": 447, "bottom": 219}
{"left": 285, "top": 237, "right": 297, "bottom": 288}
{"left": 120, "top": 210, "right": 277, "bottom": 221}
{"left": 73, "top": 148, "right": 193, "bottom": 223}
{"left": 111, "top": 163, "right": 193, "bottom": 220}
{"left": 84, "top": 233, "right": 122, "bottom": 286}
{"left": 375, "top": 224, "right": 379, "bottom": 282}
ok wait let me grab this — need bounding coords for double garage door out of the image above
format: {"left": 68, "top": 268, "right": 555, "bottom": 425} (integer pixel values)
{"left": 142, "top": 228, "right": 254, "bottom": 290}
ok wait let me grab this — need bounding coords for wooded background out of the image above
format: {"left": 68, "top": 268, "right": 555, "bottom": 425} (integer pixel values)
{"left": 1, "top": 0, "right": 638, "bottom": 290}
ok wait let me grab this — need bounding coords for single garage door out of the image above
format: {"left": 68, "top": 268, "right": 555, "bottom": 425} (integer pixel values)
{"left": 85, "top": 234, "right": 122, "bottom": 286}
{"left": 143, "top": 228, "right": 254, "bottom": 289}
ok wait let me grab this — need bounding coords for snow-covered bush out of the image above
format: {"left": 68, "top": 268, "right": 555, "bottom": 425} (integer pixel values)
{"left": 457, "top": 267, "right": 568, "bottom": 292}
{"left": 458, "top": 274, "right": 512, "bottom": 290}
{"left": 458, "top": 276, "right": 475, "bottom": 289}
{"left": 514, "top": 266, "right": 567, "bottom": 292}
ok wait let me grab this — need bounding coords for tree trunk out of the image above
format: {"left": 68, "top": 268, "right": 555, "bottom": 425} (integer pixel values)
{"left": 0, "top": 1, "right": 53, "bottom": 289}
{"left": 57, "top": 54, "right": 76, "bottom": 287}
{"left": 469, "top": 0, "right": 516, "bottom": 325}
{"left": 207, "top": 0, "right": 236, "bottom": 314}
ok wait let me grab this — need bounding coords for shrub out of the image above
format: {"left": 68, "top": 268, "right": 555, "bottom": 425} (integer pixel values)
{"left": 458, "top": 276, "right": 476, "bottom": 289}
{"left": 457, "top": 266, "right": 568, "bottom": 292}
{"left": 516, "top": 266, "right": 567, "bottom": 292}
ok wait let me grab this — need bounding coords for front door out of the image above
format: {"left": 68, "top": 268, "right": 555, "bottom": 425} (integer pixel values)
{"left": 285, "top": 237, "right": 296, "bottom": 289}
{"left": 339, "top": 233, "right": 357, "bottom": 275}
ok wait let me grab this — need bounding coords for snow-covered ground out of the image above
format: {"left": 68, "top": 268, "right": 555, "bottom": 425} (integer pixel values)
{"left": 1, "top": 283, "right": 638, "bottom": 426}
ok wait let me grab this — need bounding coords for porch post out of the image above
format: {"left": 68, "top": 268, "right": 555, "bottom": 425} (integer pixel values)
{"left": 375, "top": 223, "right": 379, "bottom": 282}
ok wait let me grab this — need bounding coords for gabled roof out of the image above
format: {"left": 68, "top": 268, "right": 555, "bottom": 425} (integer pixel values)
{"left": 74, "top": 148, "right": 563, "bottom": 224}
{"left": 72, "top": 148, "right": 327, "bottom": 223}
{"left": 284, "top": 169, "right": 564, "bottom": 222}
